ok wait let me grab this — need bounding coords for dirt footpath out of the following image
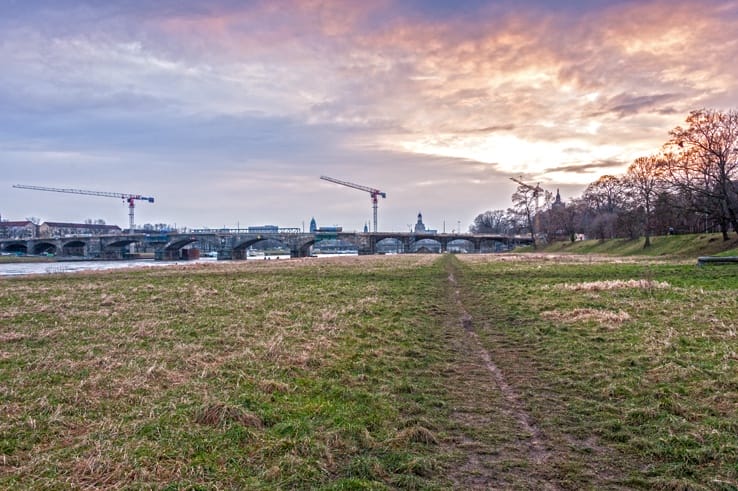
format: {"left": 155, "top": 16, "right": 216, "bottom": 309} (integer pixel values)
{"left": 438, "top": 256, "right": 627, "bottom": 490}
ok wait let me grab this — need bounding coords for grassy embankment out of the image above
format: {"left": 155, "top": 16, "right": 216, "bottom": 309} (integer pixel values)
{"left": 537, "top": 232, "right": 738, "bottom": 258}
{"left": 1, "top": 254, "right": 737, "bottom": 489}
{"left": 0, "top": 255, "right": 54, "bottom": 264}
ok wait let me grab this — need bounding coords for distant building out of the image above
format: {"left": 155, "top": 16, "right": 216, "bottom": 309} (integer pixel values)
{"left": 0, "top": 220, "right": 37, "bottom": 239}
{"left": 310, "top": 218, "right": 342, "bottom": 233}
{"left": 247, "top": 225, "right": 279, "bottom": 234}
{"left": 38, "top": 222, "right": 122, "bottom": 238}
{"left": 552, "top": 189, "right": 565, "bottom": 209}
{"left": 414, "top": 212, "right": 437, "bottom": 234}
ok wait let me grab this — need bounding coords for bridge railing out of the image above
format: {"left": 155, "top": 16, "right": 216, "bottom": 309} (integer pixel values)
{"left": 189, "top": 228, "right": 302, "bottom": 234}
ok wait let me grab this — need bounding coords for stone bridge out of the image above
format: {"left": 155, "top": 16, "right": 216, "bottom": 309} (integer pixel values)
{"left": 0, "top": 230, "right": 533, "bottom": 260}
{"left": 0, "top": 234, "right": 155, "bottom": 259}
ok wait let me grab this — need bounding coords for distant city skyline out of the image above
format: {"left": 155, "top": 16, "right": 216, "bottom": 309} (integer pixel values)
{"left": 3, "top": 1, "right": 738, "bottom": 231}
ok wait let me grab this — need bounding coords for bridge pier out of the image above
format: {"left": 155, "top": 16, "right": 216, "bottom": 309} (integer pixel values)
{"left": 290, "top": 248, "right": 307, "bottom": 258}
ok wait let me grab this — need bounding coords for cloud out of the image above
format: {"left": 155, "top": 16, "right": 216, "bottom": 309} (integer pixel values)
{"left": 2, "top": 1, "right": 738, "bottom": 230}
{"left": 545, "top": 159, "right": 627, "bottom": 174}
{"left": 593, "top": 93, "right": 681, "bottom": 118}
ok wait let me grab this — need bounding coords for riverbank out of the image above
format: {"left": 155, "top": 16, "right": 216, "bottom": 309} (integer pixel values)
{"left": 1, "top": 254, "right": 736, "bottom": 488}
{"left": 0, "top": 255, "right": 54, "bottom": 263}
{"left": 533, "top": 232, "right": 738, "bottom": 258}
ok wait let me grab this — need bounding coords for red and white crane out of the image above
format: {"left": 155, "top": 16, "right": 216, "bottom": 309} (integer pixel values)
{"left": 12, "top": 184, "right": 154, "bottom": 233}
{"left": 320, "top": 176, "right": 386, "bottom": 232}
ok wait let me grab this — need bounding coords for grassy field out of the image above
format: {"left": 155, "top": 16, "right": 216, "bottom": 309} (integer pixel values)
{"left": 538, "top": 232, "right": 738, "bottom": 258}
{"left": 1, "top": 254, "right": 737, "bottom": 489}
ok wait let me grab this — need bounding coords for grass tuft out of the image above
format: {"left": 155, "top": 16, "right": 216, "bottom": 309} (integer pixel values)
{"left": 194, "top": 403, "right": 263, "bottom": 429}
{"left": 258, "top": 379, "right": 291, "bottom": 394}
{"left": 392, "top": 426, "right": 439, "bottom": 446}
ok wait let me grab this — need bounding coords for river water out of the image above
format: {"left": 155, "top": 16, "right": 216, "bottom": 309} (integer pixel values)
{"left": 0, "top": 258, "right": 215, "bottom": 277}
{"left": 0, "top": 253, "right": 354, "bottom": 277}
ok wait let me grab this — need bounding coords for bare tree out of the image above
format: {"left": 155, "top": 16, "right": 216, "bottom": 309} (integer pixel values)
{"left": 511, "top": 183, "right": 540, "bottom": 248}
{"left": 665, "top": 109, "right": 738, "bottom": 240}
{"left": 583, "top": 175, "right": 624, "bottom": 214}
{"left": 624, "top": 155, "right": 664, "bottom": 248}
{"left": 470, "top": 209, "right": 513, "bottom": 234}
{"left": 581, "top": 175, "right": 627, "bottom": 239}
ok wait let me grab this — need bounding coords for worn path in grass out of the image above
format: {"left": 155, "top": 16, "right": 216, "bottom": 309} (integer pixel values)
{"left": 440, "top": 256, "right": 555, "bottom": 489}
{"left": 438, "top": 255, "right": 564, "bottom": 489}
{"left": 437, "top": 255, "right": 636, "bottom": 489}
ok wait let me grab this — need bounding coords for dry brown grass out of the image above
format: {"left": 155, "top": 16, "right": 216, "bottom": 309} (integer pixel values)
{"left": 540, "top": 308, "right": 631, "bottom": 327}
{"left": 456, "top": 252, "right": 685, "bottom": 267}
{"left": 552, "top": 279, "right": 671, "bottom": 291}
{"left": 392, "top": 426, "right": 439, "bottom": 446}
{"left": 194, "top": 403, "right": 263, "bottom": 428}
{"left": 258, "top": 379, "right": 291, "bottom": 394}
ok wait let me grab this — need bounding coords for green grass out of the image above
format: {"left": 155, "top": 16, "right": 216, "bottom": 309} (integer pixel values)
{"left": 1, "top": 254, "right": 737, "bottom": 489}
{"left": 0, "top": 257, "right": 453, "bottom": 489}
{"left": 456, "top": 254, "right": 738, "bottom": 488}
{"left": 537, "top": 232, "right": 738, "bottom": 258}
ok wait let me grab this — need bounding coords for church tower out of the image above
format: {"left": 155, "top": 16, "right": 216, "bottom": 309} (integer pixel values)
{"left": 414, "top": 212, "right": 426, "bottom": 233}
{"left": 552, "top": 189, "right": 564, "bottom": 209}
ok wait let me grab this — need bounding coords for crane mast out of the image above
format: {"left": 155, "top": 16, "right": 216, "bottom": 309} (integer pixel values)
{"left": 12, "top": 184, "right": 154, "bottom": 233}
{"left": 320, "top": 176, "right": 386, "bottom": 232}
{"left": 510, "top": 177, "right": 543, "bottom": 208}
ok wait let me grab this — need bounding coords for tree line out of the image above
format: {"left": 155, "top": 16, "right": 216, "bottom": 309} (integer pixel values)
{"left": 470, "top": 109, "right": 738, "bottom": 248}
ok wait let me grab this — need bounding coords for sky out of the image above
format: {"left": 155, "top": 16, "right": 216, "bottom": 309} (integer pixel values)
{"left": 2, "top": 0, "right": 738, "bottom": 233}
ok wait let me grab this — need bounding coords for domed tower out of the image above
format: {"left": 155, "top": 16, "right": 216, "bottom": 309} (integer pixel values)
{"left": 414, "top": 212, "right": 426, "bottom": 233}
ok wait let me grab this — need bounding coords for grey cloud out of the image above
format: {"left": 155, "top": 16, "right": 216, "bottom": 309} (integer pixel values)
{"left": 545, "top": 159, "right": 626, "bottom": 174}
{"left": 455, "top": 124, "right": 516, "bottom": 134}
{"left": 604, "top": 93, "right": 680, "bottom": 117}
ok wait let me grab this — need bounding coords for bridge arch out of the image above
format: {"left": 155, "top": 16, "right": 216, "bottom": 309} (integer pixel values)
{"left": 33, "top": 242, "right": 57, "bottom": 255}
{"left": 156, "top": 237, "right": 198, "bottom": 260}
{"left": 62, "top": 240, "right": 87, "bottom": 257}
{"left": 412, "top": 238, "right": 442, "bottom": 253}
{"left": 229, "top": 236, "right": 315, "bottom": 259}
{"left": 101, "top": 238, "right": 140, "bottom": 259}
{"left": 446, "top": 238, "right": 475, "bottom": 253}
{"left": 231, "top": 237, "right": 285, "bottom": 259}
{"left": 2, "top": 242, "right": 28, "bottom": 255}
{"left": 376, "top": 237, "right": 404, "bottom": 253}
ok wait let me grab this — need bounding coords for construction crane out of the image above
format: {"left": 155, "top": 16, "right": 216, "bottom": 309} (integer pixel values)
{"left": 320, "top": 176, "right": 386, "bottom": 233}
{"left": 510, "top": 175, "right": 543, "bottom": 199}
{"left": 12, "top": 184, "right": 154, "bottom": 233}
